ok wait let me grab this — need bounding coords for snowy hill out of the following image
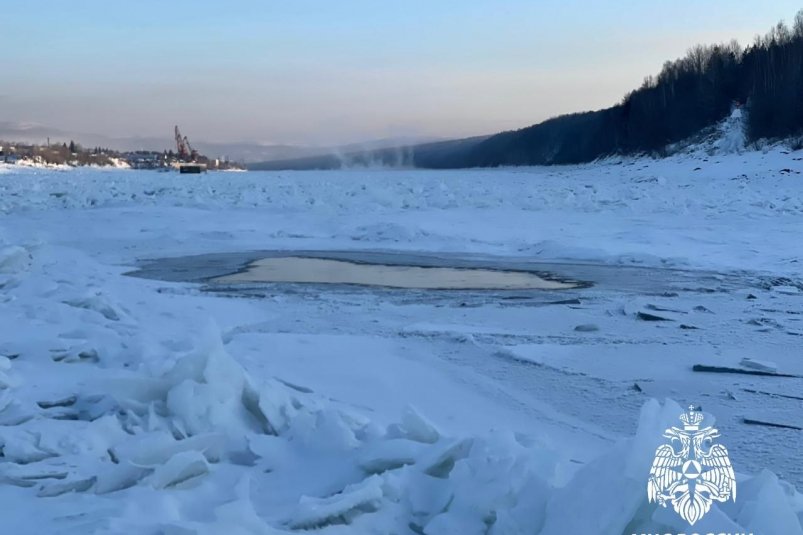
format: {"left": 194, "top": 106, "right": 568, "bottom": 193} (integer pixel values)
{"left": 666, "top": 106, "right": 748, "bottom": 156}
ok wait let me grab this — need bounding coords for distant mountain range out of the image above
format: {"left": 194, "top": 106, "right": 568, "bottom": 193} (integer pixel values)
{"left": 247, "top": 136, "right": 491, "bottom": 170}
{"left": 0, "top": 122, "right": 443, "bottom": 164}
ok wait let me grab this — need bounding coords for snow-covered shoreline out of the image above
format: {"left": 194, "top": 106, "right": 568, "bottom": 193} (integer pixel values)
{"left": 1, "top": 148, "right": 802, "bottom": 533}
{"left": 1, "top": 158, "right": 131, "bottom": 172}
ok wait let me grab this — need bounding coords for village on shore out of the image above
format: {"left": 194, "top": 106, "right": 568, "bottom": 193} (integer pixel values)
{"left": 0, "top": 128, "right": 243, "bottom": 171}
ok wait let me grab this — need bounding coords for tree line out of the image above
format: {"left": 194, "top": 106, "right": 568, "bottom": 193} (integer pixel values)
{"left": 412, "top": 10, "right": 803, "bottom": 168}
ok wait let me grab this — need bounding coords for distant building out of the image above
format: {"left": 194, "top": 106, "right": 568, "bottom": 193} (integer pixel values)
{"left": 1, "top": 145, "right": 19, "bottom": 163}
{"left": 125, "top": 151, "right": 168, "bottom": 170}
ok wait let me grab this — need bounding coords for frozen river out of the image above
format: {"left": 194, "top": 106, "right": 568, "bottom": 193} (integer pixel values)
{"left": 131, "top": 249, "right": 803, "bottom": 488}
{"left": 2, "top": 154, "right": 802, "bottom": 533}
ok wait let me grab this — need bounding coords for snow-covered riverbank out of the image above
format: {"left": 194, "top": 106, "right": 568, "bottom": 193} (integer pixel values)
{"left": 1, "top": 149, "right": 802, "bottom": 533}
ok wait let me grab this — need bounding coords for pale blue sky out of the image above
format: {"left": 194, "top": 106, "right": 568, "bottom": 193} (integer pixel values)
{"left": 2, "top": 1, "right": 801, "bottom": 145}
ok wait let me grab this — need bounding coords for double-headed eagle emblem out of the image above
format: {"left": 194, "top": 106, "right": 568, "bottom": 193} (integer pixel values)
{"left": 647, "top": 405, "right": 736, "bottom": 525}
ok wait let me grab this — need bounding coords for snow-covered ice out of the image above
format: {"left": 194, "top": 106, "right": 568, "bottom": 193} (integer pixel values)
{"left": 1, "top": 147, "right": 802, "bottom": 533}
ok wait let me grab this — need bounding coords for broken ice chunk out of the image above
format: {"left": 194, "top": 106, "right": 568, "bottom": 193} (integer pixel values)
{"left": 149, "top": 450, "right": 209, "bottom": 489}
{"left": 740, "top": 358, "right": 778, "bottom": 374}
{"left": 386, "top": 405, "right": 441, "bottom": 444}
{"left": 287, "top": 474, "right": 385, "bottom": 529}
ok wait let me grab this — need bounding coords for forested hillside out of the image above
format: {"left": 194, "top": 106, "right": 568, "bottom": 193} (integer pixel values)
{"left": 251, "top": 12, "right": 803, "bottom": 170}
{"left": 453, "top": 11, "right": 803, "bottom": 167}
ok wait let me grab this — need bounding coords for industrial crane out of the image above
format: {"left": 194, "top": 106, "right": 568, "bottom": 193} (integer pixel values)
{"left": 174, "top": 125, "right": 198, "bottom": 162}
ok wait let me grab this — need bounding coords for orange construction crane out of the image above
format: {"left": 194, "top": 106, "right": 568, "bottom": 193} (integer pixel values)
{"left": 174, "top": 125, "right": 198, "bottom": 162}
